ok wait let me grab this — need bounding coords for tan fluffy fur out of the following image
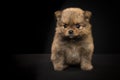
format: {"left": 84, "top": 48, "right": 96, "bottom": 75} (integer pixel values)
{"left": 51, "top": 8, "right": 94, "bottom": 71}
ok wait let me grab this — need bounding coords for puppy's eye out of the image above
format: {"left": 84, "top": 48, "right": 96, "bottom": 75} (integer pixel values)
{"left": 63, "top": 24, "right": 68, "bottom": 28}
{"left": 75, "top": 24, "right": 80, "bottom": 28}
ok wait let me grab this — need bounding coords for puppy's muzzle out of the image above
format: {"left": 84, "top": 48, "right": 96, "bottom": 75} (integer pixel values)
{"left": 68, "top": 30, "right": 74, "bottom": 38}
{"left": 68, "top": 30, "right": 73, "bottom": 34}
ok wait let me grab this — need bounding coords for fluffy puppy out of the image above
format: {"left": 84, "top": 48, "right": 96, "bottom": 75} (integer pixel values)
{"left": 51, "top": 8, "right": 94, "bottom": 71}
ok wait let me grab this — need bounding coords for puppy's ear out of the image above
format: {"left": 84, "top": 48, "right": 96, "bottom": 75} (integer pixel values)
{"left": 54, "top": 10, "right": 61, "bottom": 21}
{"left": 84, "top": 11, "right": 92, "bottom": 22}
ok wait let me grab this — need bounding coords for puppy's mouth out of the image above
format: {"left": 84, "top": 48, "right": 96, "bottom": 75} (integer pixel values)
{"left": 68, "top": 34, "right": 74, "bottom": 38}
{"left": 63, "top": 35, "right": 82, "bottom": 42}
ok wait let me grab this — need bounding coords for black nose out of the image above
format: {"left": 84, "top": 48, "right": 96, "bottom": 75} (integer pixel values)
{"left": 69, "top": 30, "right": 73, "bottom": 34}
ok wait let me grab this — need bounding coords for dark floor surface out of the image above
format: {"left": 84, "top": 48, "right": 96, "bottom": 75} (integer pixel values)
{"left": 8, "top": 54, "right": 120, "bottom": 80}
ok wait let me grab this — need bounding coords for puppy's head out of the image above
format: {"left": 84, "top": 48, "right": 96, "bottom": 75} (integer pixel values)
{"left": 55, "top": 8, "right": 92, "bottom": 39}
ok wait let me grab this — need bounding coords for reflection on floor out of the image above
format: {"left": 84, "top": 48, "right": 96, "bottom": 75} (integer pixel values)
{"left": 9, "top": 54, "right": 120, "bottom": 80}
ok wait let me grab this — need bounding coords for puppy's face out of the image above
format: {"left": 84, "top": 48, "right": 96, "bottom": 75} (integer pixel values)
{"left": 55, "top": 8, "right": 92, "bottom": 38}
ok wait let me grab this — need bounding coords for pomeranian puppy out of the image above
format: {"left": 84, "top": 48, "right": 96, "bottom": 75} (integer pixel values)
{"left": 51, "top": 8, "right": 94, "bottom": 71}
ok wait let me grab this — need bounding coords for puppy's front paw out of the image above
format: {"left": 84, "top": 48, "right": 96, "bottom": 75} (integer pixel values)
{"left": 81, "top": 64, "right": 93, "bottom": 71}
{"left": 54, "top": 65, "right": 68, "bottom": 71}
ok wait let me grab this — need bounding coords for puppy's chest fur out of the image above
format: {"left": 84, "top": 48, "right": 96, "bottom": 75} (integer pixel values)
{"left": 64, "top": 43, "right": 81, "bottom": 64}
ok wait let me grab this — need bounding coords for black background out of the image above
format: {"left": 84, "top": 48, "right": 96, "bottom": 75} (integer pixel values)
{"left": 7, "top": 0, "right": 120, "bottom": 54}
